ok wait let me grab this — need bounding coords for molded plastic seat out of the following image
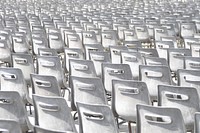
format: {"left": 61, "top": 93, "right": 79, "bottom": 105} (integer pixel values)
{"left": 101, "top": 31, "right": 119, "bottom": 49}
{"left": 102, "top": 63, "right": 132, "bottom": 93}
{"left": 64, "top": 48, "right": 84, "bottom": 73}
{"left": 33, "top": 94, "right": 77, "bottom": 132}
{"left": 12, "top": 53, "right": 35, "bottom": 86}
{"left": 82, "top": 31, "right": 98, "bottom": 45}
{"left": 158, "top": 85, "right": 199, "bottom": 131}
{"left": 110, "top": 45, "right": 128, "bottom": 64}
{"left": 139, "top": 65, "right": 172, "bottom": 101}
{"left": 70, "top": 76, "right": 107, "bottom": 110}
{"left": 89, "top": 51, "right": 111, "bottom": 77}
{"left": 121, "top": 51, "right": 143, "bottom": 80}
{"left": 177, "top": 69, "right": 200, "bottom": 103}
{"left": 0, "top": 91, "right": 30, "bottom": 132}
{"left": 34, "top": 126, "right": 75, "bottom": 133}
{"left": 77, "top": 102, "right": 119, "bottom": 133}
{"left": 84, "top": 44, "right": 104, "bottom": 60}
{"left": 69, "top": 59, "right": 97, "bottom": 78}
{"left": 136, "top": 104, "right": 186, "bottom": 133}
{"left": 184, "top": 56, "right": 200, "bottom": 70}
{"left": 0, "top": 40, "right": 11, "bottom": 66}
{"left": 168, "top": 48, "right": 191, "bottom": 74}
{"left": 144, "top": 57, "right": 168, "bottom": 66}
{"left": 12, "top": 35, "right": 29, "bottom": 53}
{"left": 155, "top": 41, "right": 174, "bottom": 60}
{"left": 38, "top": 48, "right": 58, "bottom": 56}
{"left": 37, "top": 56, "right": 66, "bottom": 89}
{"left": 48, "top": 32, "right": 64, "bottom": 53}
{"left": 31, "top": 74, "right": 61, "bottom": 97}
{"left": 181, "top": 22, "right": 197, "bottom": 38}
{"left": 0, "top": 67, "right": 29, "bottom": 104}
{"left": 0, "top": 119, "right": 22, "bottom": 133}
{"left": 112, "top": 79, "right": 150, "bottom": 122}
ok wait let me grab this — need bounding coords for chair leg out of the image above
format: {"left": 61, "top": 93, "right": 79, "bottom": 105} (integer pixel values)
{"left": 116, "top": 117, "right": 119, "bottom": 128}
{"left": 128, "top": 121, "right": 132, "bottom": 133}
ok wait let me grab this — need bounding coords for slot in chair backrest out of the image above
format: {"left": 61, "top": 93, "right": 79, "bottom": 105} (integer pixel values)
{"left": 77, "top": 102, "right": 119, "bottom": 133}
{"left": 33, "top": 94, "right": 77, "bottom": 132}
{"left": 136, "top": 104, "right": 186, "bottom": 133}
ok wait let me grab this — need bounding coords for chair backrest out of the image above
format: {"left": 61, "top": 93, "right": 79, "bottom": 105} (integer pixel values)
{"left": 84, "top": 44, "right": 104, "bottom": 60}
{"left": 0, "top": 91, "right": 28, "bottom": 132}
{"left": 33, "top": 94, "right": 77, "bottom": 132}
{"left": 101, "top": 31, "right": 118, "bottom": 49}
{"left": 123, "top": 29, "right": 138, "bottom": 41}
{"left": 0, "top": 67, "right": 28, "bottom": 103}
{"left": 138, "top": 48, "right": 159, "bottom": 58}
{"left": 31, "top": 74, "right": 61, "bottom": 96}
{"left": 12, "top": 53, "right": 35, "bottom": 85}
{"left": 195, "top": 112, "right": 200, "bottom": 133}
{"left": 0, "top": 40, "right": 11, "bottom": 64}
{"left": 70, "top": 76, "right": 107, "bottom": 110}
{"left": 139, "top": 65, "right": 172, "bottom": 101}
{"left": 158, "top": 85, "right": 199, "bottom": 131}
{"left": 121, "top": 51, "right": 143, "bottom": 80}
{"left": 48, "top": 32, "right": 64, "bottom": 53}
{"left": 144, "top": 57, "right": 168, "bottom": 66}
{"left": 0, "top": 119, "right": 22, "bottom": 133}
{"left": 183, "top": 37, "right": 199, "bottom": 49}
{"left": 37, "top": 56, "right": 66, "bottom": 88}
{"left": 82, "top": 31, "right": 98, "bottom": 45}
{"left": 190, "top": 42, "right": 200, "bottom": 57}
{"left": 134, "top": 25, "right": 150, "bottom": 42}
{"left": 77, "top": 102, "right": 119, "bottom": 133}
{"left": 102, "top": 63, "right": 132, "bottom": 93}
{"left": 64, "top": 48, "right": 84, "bottom": 72}
{"left": 67, "top": 34, "right": 83, "bottom": 50}
{"left": 112, "top": 79, "right": 150, "bottom": 122}
{"left": 184, "top": 56, "right": 200, "bottom": 70}
{"left": 69, "top": 59, "right": 97, "bottom": 78}
{"left": 168, "top": 48, "right": 191, "bottom": 73}
{"left": 32, "top": 37, "right": 48, "bottom": 55}
{"left": 154, "top": 27, "right": 168, "bottom": 41}
{"left": 177, "top": 69, "right": 200, "bottom": 103}
{"left": 123, "top": 41, "right": 142, "bottom": 49}
{"left": 155, "top": 41, "right": 174, "bottom": 60}
{"left": 181, "top": 22, "right": 196, "bottom": 38}
{"left": 136, "top": 104, "right": 186, "bottom": 133}
{"left": 12, "top": 35, "right": 29, "bottom": 53}
{"left": 109, "top": 45, "right": 128, "bottom": 64}
{"left": 89, "top": 51, "right": 111, "bottom": 77}
{"left": 38, "top": 48, "right": 58, "bottom": 56}
{"left": 34, "top": 126, "right": 75, "bottom": 133}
